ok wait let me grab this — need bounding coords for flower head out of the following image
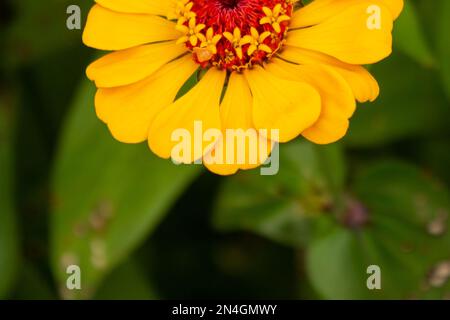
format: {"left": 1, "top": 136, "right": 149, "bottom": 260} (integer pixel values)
{"left": 176, "top": 17, "right": 206, "bottom": 46}
{"left": 223, "top": 27, "right": 249, "bottom": 60}
{"left": 83, "top": 0, "right": 404, "bottom": 175}
{"left": 242, "top": 27, "right": 273, "bottom": 56}
{"left": 260, "top": 4, "right": 291, "bottom": 33}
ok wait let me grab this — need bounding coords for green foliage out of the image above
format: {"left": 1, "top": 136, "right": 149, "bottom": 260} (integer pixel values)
{"left": 394, "top": 1, "right": 435, "bottom": 67}
{"left": 0, "top": 0, "right": 449, "bottom": 300}
{"left": 94, "top": 259, "right": 158, "bottom": 300}
{"left": 0, "top": 94, "right": 19, "bottom": 298}
{"left": 50, "top": 81, "right": 200, "bottom": 298}
{"left": 437, "top": 1, "right": 450, "bottom": 100}
{"left": 1, "top": 0, "right": 92, "bottom": 69}
{"left": 12, "top": 264, "right": 56, "bottom": 300}
{"left": 216, "top": 149, "right": 450, "bottom": 299}
{"left": 214, "top": 141, "right": 345, "bottom": 247}
{"left": 345, "top": 52, "right": 450, "bottom": 147}
{"left": 308, "top": 161, "right": 450, "bottom": 299}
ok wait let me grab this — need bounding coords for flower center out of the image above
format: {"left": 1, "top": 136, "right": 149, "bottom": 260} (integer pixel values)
{"left": 174, "top": 0, "right": 293, "bottom": 71}
{"left": 220, "top": 0, "right": 240, "bottom": 9}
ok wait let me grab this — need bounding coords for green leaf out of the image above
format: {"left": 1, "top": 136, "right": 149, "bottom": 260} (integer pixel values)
{"left": 13, "top": 264, "right": 56, "bottom": 300}
{"left": 345, "top": 52, "right": 450, "bottom": 147}
{"left": 307, "top": 161, "right": 450, "bottom": 299}
{"left": 416, "top": 138, "right": 450, "bottom": 186}
{"left": 1, "top": 0, "right": 92, "bottom": 69}
{"left": 94, "top": 259, "right": 158, "bottom": 300}
{"left": 393, "top": 1, "right": 435, "bottom": 67}
{"left": 414, "top": 0, "right": 441, "bottom": 47}
{"left": 214, "top": 140, "right": 346, "bottom": 247}
{"left": 50, "top": 81, "right": 200, "bottom": 299}
{"left": 436, "top": 0, "right": 450, "bottom": 100}
{"left": 0, "top": 96, "right": 19, "bottom": 298}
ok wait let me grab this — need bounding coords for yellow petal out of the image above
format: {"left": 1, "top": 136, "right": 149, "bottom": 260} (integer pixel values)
{"left": 247, "top": 45, "right": 257, "bottom": 56}
{"left": 244, "top": 66, "right": 321, "bottom": 143}
{"left": 234, "top": 27, "right": 241, "bottom": 39}
{"left": 208, "top": 45, "right": 218, "bottom": 55}
{"left": 251, "top": 27, "right": 259, "bottom": 39}
{"left": 189, "top": 35, "right": 198, "bottom": 46}
{"left": 204, "top": 73, "right": 272, "bottom": 175}
{"left": 380, "top": 0, "right": 404, "bottom": 19}
{"left": 189, "top": 17, "right": 197, "bottom": 29}
{"left": 259, "top": 44, "right": 273, "bottom": 53}
{"left": 287, "top": 1, "right": 394, "bottom": 64}
{"left": 197, "top": 33, "right": 206, "bottom": 43}
{"left": 176, "top": 24, "right": 189, "bottom": 33}
{"left": 262, "top": 7, "right": 273, "bottom": 17}
{"left": 86, "top": 41, "right": 187, "bottom": 88}
{"left": 290, "top": 0, "right": 403, "bottom": 28}
{"left": 83, "top": 4, "right": 180, "bottom": 50}
{"left": 176, "top": 36, "right": 189, "bottom": 45}
{"left": 279, "top": 46, "right": 379, "bottom": 102}
{"left": 278, "top": 15, "right": 291, "bottom": 23}
{"left": 266, "top": 58, "right": 356, "bottom": 144}
{"left": 95, "top": 56, "right": 198, "bottom": 143}
{"left": 213, "top": 35, "right": 222, "bottom": 44}
{"left": 94, "top": 0, "right": 176, "bottom": 16}
{"left": 196, "top": 24, "right": 206, "bottom": 33}
{"left": 273, "top": 4, "right": 282, "bottom": 16}
{"left": 236, "top": 48, "right": 243, "bottom": 59}
{"left": 240, "top": 36, "right": 252, "bottom": 46}
{"left": 260, "top": 31, "right": 272, "bottom": 42}
{"left": 260, "top": 17, "right": 271, "bottom": 25}
{"left": 223, "top": 32, "right": 234, "bottom": 42}
{"left": 148, "top": 68, "right": 226, "bottom": 163}
{"left": 206, "top": 27, "right": 213, "bottom": 39}
{"left": 273, "top": 22, "right": 281, "bottom": 34}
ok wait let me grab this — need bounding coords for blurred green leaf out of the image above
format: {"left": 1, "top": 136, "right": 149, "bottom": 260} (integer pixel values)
{"left": 0, "top": 95, "right": 19, "bottom": 298}
{"left": 94, "top": 259, "right": 158, "bottom": 300}
{"left": 414, "top": 0, "right": 441, "bottom": 47}
{"left": 416, "top": 138, "right": 450, "bottom": 186}
{"left": 394, "top": 0, "right": 435, "bottom": 67}
{"left": 13, "top": 264, "right": 56, "bottom": 300}
{"left": 307, "top": 161, "right": 450, "bottom": 299}
{"left": 437, "top": 0, "right": 450, "bottom": 100}
{"left": 2, "top": 0, "right": 92, "bottom": 69}
{"left": 214, "top": 140, "right": 346, "bottom": 247}
{"left": 346, "top": 52, "right": 450, "bottom": 147}
{"left": 50, "top": 81, "right": 200, "bottom": 299}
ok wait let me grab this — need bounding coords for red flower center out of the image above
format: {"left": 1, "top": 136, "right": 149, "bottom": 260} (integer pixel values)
{"left": 177, "top": 0, "right": 293, "bottom": 71}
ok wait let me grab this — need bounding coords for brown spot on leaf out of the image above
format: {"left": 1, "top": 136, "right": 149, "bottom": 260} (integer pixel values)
{"left": 428, "top": 261, "right": 450, "bottom": 288}
{"left": 427, "top": 210, "right": 448, "bottom": 237}
{"left": 342, "top": 197, "right": 370, "bottom": 229}
{"left": 89, "top": 200, "right": 114, "bottom": 232}
{"left": 90, "top": 238, "right": 107, "bottom": 270}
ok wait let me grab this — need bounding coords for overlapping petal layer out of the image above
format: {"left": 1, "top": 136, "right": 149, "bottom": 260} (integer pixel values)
{"left": 148, "top": 68, "right": 226, "bottom": 163}
{"left": 86, "top": 41, "right": 187, "bottom": 88}
{"left": 95, "top": 56, "right": 198, "bottom": 143}
{"left": 287, "top": 1, "right": 394, "bottom": 64}
{"left": 245, "top": 66, "right": 322, "bottom": 143}
{"left": 266, "top": 58, "right": 356, "bottom": 144}
{"left": 204, "top": 73, "right": 273, "bottom": 175}
{"left": 279, "top": 47, "right": 379, "bottom": 103}
{"left": 291, "top": 0, "right": 403, "bottom": 28}
{"left": 83, "top": 4, "right": 179, "bottom": 51}
{"left": 95, "top": 0, "right": 176, "bottom": 16}
{"left": 82, "top": 0, "right": 402, "bottom": 174}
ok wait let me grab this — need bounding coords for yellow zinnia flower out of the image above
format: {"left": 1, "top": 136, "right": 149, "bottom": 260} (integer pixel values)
{"left": 83, "top": 0, "right": 404, "bottom": 175}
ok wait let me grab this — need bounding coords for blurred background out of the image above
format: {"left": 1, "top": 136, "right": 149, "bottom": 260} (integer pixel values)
{"left": 0, "top": 0, "right": 449, "bottom": 300}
